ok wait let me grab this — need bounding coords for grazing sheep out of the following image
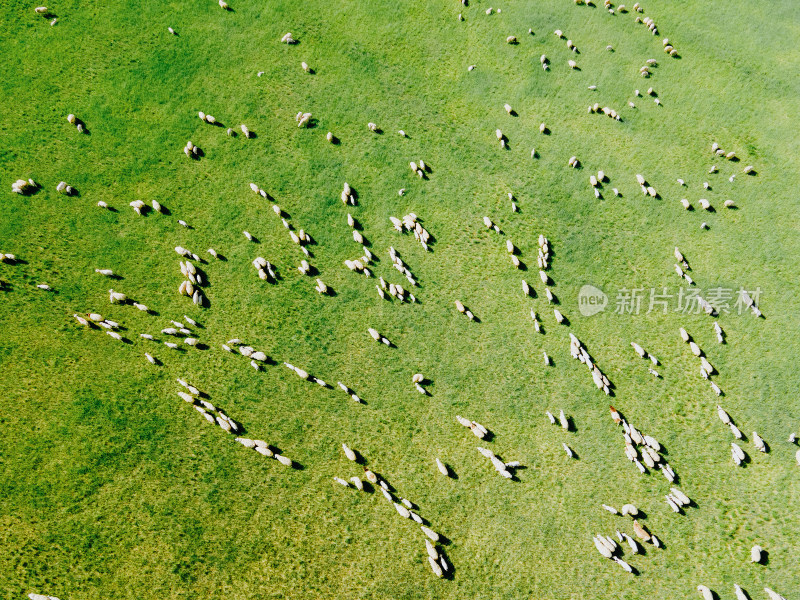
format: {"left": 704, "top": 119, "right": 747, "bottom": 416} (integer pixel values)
{"left": 713, "top": 405, "right": 729, "bottom": 423}
{"left": 752, "top": 432, "right": 766, "bottom": 452}
{"left": 697, "top": 586, "right": 714, "bottom": 600}
{"left": 594, "top": 536, "right": 613, "bottom": 558}
{"left": 732, "top": 442, "right": 745, "bottom": 463}
{"left": 342, "top": 444, "right": 357, "bottom": 461}
{"left": 436, "top": 458, "right": 449, "bottom": 476}
{"left": 751, "top": 545, "right": 763, "bottom": 563}
{"left": 632, "top": 520, "right": 651, "bottom": 542}
{"left": 421, "top": 526, "right": 439, "bottom": 542}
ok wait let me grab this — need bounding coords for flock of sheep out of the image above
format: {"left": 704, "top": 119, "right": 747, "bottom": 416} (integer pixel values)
{"left": 9, "top": 1, "right": 794, "bottom": 599}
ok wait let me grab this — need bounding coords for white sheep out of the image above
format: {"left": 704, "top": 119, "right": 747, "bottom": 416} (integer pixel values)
{"left": 342, "top": 444, "right": 357, "bottom": 461}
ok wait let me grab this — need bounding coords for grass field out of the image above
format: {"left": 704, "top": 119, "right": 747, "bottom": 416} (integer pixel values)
{"left": 1, "top": 0, "right": 799, "bottom": 598}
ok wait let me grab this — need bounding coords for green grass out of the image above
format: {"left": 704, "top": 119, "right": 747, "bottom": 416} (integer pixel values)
{"left": 1, "top": 0, "right": 799, "bottom": 598}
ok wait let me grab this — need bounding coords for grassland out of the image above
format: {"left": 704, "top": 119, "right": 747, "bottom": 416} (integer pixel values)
{"left": 1, "top": 0, "right": 799, "bottom": 598}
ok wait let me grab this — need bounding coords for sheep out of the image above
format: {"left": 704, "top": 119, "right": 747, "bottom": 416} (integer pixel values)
{"left": 752, "top": 432, "right": 766, "bottom": 452}
{"left": 632, "top": 520, "right": 651, "bottom": 542}
{"left": 750, "top": 545, "right": 763, "bottom": 563}
{"left": 620, "top": 504, "right": 638, "bottom": 517}
{"left": 219, "top": 0, "right": 230, "bottom": 9}
{"left": 665, "top": 495, "right": 681, "bottom": 512}
{"left": 436, "top": 458, "right": 449, "bottom": 476}
{"left": 594, "top": 536, "right": 613, "bottom": 558}
{"left": 731, "top": 442, "right": 745, "bottom": 463}
{"left": 554, "top": 309, "right": 565, "bottom": 324}
{"left": 342, "top": 444, "right": 357, "bottom": 461}
{"left": 614, "top": 557, "right": 633, "bottom": 573}
{"left": 562, "top": 443, "right": 573, "bottom": 457}
{"left": 697, "top": 586, "right": 715, "bottom": 600}
{"left": 568, "top": 60, "right": 577, "bottom": 69}
{"left": 367, "top": 122, "right": 378, "bottom": 132}
{"left": 538, "top": 270, "right": 549, "bottom": 285}
{"left": 421, "top": 526, "right": 439, "bottom": 542}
